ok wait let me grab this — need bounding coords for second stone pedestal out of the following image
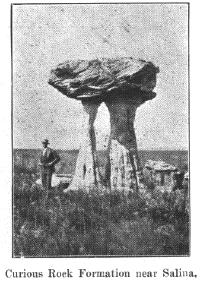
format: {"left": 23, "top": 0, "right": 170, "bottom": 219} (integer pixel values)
{"left": 105, "top": 97, "right": 142, "bottom": 191}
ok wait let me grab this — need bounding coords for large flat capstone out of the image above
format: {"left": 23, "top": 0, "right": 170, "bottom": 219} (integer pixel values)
{"left": 49, "top": 57, "right": 159, "bottom": 102}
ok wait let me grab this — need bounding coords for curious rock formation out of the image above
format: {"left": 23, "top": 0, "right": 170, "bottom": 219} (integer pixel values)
{"left": 144, "top": 160, "right": 178, "bottom": 189}
{"left": 49, "top": 57, "right": 159, "bottom": 191}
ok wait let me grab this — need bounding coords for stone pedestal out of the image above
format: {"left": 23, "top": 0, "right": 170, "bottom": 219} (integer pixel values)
{"left": 68, "top": 101, "right": 102, "bottom": 190}
{"left": 49, "top": 58, "right": 159, "bottom": 192}
{"left": 105, "top": 97, "right": 142, "bottom": 191}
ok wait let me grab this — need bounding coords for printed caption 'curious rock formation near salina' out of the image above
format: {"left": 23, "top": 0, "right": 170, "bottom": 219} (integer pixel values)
{"left": 49, "top": 57, "right": 159, "bottom": 191}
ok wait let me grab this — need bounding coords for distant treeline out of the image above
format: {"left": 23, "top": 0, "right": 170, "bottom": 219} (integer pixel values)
{"left": 13, "top": 149, "right": 188, "bottom": 175}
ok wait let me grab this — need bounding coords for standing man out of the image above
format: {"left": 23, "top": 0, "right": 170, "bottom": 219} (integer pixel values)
{"left": 39, "top": 139, "right": 60, "bottom": 190}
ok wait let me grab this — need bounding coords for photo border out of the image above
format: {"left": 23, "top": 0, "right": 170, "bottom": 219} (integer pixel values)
{"left": 11, "top": 2, "right": 190, "bottom": 258}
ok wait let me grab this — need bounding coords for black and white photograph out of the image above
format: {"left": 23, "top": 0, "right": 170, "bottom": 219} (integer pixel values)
{"left": 12, "top": 3, "right": 189, "bottom": 258}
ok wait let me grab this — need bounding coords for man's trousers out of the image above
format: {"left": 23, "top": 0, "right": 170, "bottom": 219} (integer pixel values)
{"left": 41, "top": 168, "right": 53, "bottom": 189}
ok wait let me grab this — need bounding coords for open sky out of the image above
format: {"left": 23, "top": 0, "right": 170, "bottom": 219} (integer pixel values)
{"left": 13, "top": 3, "right": 188, "bottom": 150}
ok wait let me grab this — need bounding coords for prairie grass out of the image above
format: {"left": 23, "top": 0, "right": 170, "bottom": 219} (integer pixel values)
{"left": 13, "top": 171, "right": 189, "bottom": 257}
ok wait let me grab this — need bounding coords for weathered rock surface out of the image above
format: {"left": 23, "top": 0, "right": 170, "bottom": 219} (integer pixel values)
{"left": 144, "top": 160, "right": 178, "bottom": 190}
{"left": 144, "top": 160, "right": 177, "bottom": 172}
{"left": 67, "top": 101, "right": 102, "bottom": 191}
{"left": 49, "top": 57, "right": 159, "bottom": 102}
{"left": 48, "top": 57, "right": 159, "bottom": 191}
{"left": 106, "top": 98, "right": 142, "bottom": 191}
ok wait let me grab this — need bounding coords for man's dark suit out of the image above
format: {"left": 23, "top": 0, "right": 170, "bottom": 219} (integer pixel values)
{"left": 40, "top": 148, "right": 60, "bottom": 189}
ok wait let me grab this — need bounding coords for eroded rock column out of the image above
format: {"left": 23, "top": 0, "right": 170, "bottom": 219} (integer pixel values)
{"left": 68, "top": 101, "right": 102, "bottom": 191}
{"left": 105, "top": 97, "right": 142, "bottom": 191}
{"left": 49, "top": 58, "right": 159, "bottom": 192}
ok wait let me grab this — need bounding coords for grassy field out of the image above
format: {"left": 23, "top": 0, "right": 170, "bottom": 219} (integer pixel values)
{"left": 13, "top": 166, "right": 189, "bottom": 257}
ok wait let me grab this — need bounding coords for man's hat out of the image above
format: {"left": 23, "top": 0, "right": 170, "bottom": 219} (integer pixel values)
{"left": 42, "top": 138, "right": 50, "bottom": 144}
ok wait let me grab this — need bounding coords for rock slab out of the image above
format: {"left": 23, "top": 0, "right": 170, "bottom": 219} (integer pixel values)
{"left": 49, "top": 57, "right": 159, "bottom": 102}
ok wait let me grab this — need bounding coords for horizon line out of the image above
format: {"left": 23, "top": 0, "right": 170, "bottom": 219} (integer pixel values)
{"left": 13, "top": 147, "right": 189, "bottom": 151}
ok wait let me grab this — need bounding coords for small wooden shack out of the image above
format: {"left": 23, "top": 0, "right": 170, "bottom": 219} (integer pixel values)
{"left": 143, "top": 160, "right": 178, "bottom": 189}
